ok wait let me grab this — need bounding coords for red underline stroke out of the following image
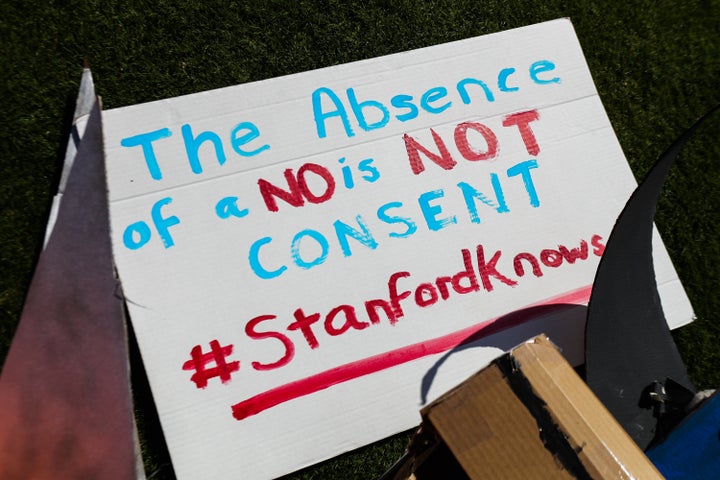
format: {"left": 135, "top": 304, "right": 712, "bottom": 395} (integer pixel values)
{"left": 232, "top": 284, "right": 592, "bottom": 420}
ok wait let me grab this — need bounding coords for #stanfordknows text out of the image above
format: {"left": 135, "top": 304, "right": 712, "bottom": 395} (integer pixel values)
{"left": 183, "top": 233, "right": 606, "bottom": 419}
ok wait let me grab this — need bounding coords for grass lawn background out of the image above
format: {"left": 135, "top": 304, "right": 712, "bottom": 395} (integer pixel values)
{"left": 1, "top": 1, "right": 719, "bottom": 478}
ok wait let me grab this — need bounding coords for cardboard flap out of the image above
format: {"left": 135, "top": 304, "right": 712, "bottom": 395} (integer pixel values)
{"left": 405, "top": 336, "right": 663, "bottom": 479}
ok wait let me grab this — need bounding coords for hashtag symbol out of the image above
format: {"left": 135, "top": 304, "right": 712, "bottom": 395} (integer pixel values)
{"left": 182, "top": 340, "right": 240, "bottom": 389}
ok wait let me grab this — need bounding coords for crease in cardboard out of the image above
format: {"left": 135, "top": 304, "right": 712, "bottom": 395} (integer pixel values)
{"left": 495, "top": 352, "right": 593, "bottom": 479}
{"left": 512, "top": 337, "right": 662, "bottom": 479}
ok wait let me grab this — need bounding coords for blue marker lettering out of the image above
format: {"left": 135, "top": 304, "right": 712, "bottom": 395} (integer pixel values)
{"left": 530, "top": 60, "right": 560, "bottom": 84}
{"left": 231, "top": 121, "right": 269, "bottom": 157}
{"left": 377, "top": 202, "right": 417, "bottom": 238}
{"left": 334, "top": 216, "right": 378, "bottom": 257}
{"left": 498, "top": 67, "right": 519, "bottom": 92}
{"left": 291, "top": 229, "right": 329, "bottom": 269}
{"left": 123, "top": 221, "right": 152, "bottom": 250}
{"left": 215, "top": 196, "right": 249, "bottom": 219}
{"left": 312, "top": 87, "right": 354, "bottom": 138}
{"left": 507, "top": 159, "right": 541, "bottom": 207}
{"left": 490, "top": 173, "right": 510, "bottom": 213}
{"left": 358, "top": 158, "right": 380, "bottom": 183}
{"left": 249, "top": 237, "right": 287, "bottom": 279}
{"left": 456, "top": 78, "right": 495, "bottom": 104}
{"left": 346, "top": 88, "right": 390, "bottom": 132}
{"left": 151, "top": 197, "right": 180, "bottom": 248}
{"left": 181, "top": 124, "right": 226, "bottom": 175}
{"left": 458, "top": 176, "right": 509, "bottom": 224}
{"left": 120, "top": 128, "right": 172, "bottom": 180}
{"left": 420, "top": 87, "right": 451, "bottom": 114}
{"left": 391, "top": 94, "right": 418, "bottom": 122}
{"left": 339, "top": 157, "right": 354, "bottom": 189}
{"left": 418, "top": 189, "right": 457, "bottom": 231}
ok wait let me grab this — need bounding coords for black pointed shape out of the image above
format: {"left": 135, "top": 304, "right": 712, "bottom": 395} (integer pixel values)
{"left": 585, "top": 104, "right": 719, "bottom": 449}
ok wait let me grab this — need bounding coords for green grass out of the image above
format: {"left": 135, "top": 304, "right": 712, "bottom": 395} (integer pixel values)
{"left": 1, "top": 1, "right": 719, "bottom": 478}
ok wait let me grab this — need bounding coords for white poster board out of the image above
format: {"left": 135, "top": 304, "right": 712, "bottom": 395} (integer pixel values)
{"left": 103, "top": 19, "right": 693, "bottom": 479}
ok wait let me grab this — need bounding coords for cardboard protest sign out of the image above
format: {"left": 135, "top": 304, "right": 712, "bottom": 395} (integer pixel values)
{"left": 103, "top": 19, "right": 693, "bottom": 479}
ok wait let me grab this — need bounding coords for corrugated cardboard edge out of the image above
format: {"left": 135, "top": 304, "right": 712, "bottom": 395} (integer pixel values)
{"left": 414, "top": 335, "right": 664, "bottom": 479}
{"left": 512, "top": 336, "right": 663, "bottom": 479}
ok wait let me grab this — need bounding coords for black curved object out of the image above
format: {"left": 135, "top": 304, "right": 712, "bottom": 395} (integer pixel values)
{"left": 585, "top": 104, "right": 719, "bottom": 449}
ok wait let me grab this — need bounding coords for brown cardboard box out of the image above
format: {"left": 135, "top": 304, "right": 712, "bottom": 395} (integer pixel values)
{"left": 391, "top": 335, "right": 663, "bottom": 479}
